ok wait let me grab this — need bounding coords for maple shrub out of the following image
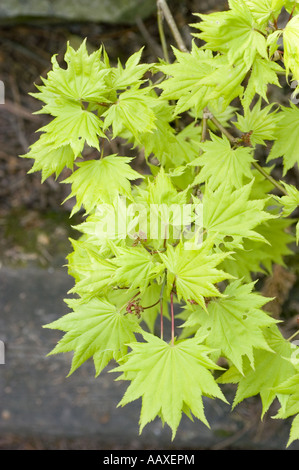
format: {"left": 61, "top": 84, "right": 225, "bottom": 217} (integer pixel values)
{"left": 21, "top": 0, "right": 299, "bottom": 445}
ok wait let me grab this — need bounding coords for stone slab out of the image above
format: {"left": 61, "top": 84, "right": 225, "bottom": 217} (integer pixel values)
{"left": 0, "top": 0, "right": 156, "bottom": 25}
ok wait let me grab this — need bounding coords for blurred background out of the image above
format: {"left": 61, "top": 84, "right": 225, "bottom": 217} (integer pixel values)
{"left": 0, "top": 0, "right": 299, "bottom": 450}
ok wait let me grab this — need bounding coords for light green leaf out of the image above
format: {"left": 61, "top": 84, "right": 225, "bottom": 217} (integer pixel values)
{"left": 235, "top": 99, "right": 283, "bottom": 146}
{"left": 159, "top": 238, "right": 232, "bottom": 310}
{"left": 182, "top": 280, "right": 276, "bottom": 373}
{"left": 267, "top": 103, "right": 299, "bottom": 174}
{"left": 202, "top": 181, "right": 275, "bottom": 249}
{"left": 283, "top": 15, "right": 299, "bottom": 86}
{"left": 63, "top": 155, "right": 143, "bottom": 215}
{"left": 218, "top": 325, "right": 297, "bottom": 417}
{"left": 192, "top": 0, "right": 267, "bottom": 67}
{"left": 103, "top": 88, "right": 157, "bottom": 139}
{"left": 44, "top": 297, "right": 141, "bottom": 376}
{"left": 192, "top": 133, "right": 255, "bottom": 190}
{"left": 112, "top": 332, "right": 227, "bottom": 439}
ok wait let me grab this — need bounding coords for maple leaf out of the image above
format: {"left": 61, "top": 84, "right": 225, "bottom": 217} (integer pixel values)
{"left": 246, "top": 0, "right": 284, "bottom": 25}
{"left": 111, "top": 245, "right": 165, "bottom": 293}
{"left": 109, "top": 47, "right": 151, "bottom": 89}
{"left": 220, "top": 217, "right": 294, "bottom": 281}
{"left": 202, "top": 181, "right": 275, "bottom": 249}
{"left": 23, "top": 138, "right": 76, "bottom": 182}
{"left": 276, "top": 181, "right": 299, "bottom": 217}
{"left": 67, "top": 245, "right": 117, "bottom": 300}
{"left": 192, "top": 0, "right": 268, "bottom": 68}
{"left": 31, "top": 39, "right": 110, "bottom": 106}
{"left": 218, "top": 325, "right": 297, "bottom": 417}
{"left": 38, "top": 100, "right": 105, "bottom": 156}
{"left": 241, "top": 58, "right": 283, "bottom": 110}
{"left": 62, "top": 155, "right": 143, "bottom": 215}
{"left": 283, "top": 15, "right": 299, "bottom": 87}
{"left": 157, "top": 45, "right": 216, "bottom": 116}
{"left": 103, "top": 88, "right": 157, "bottom": 140}
{"left": 44, "top": 296, "right": 141, "bottom": 376}
{"left": 192, "top": 133, "right": 255, "bottom": 190}
{"left": 159, "top": 237, "right": 232, "bottom": 310}
{"left": 267, "top": 103, "right": 299, "bottom": 174}
{"left": 235, "top": 99, "right": 282, "bottom": 146}
{"left": 181, "top": 280, "right": 277, "bottom": 373}
{"left": 112, "top": 332, "right": 227, "bottom": 439}
{"left": 272, "top": 365, "right": 299, "bottom": 446}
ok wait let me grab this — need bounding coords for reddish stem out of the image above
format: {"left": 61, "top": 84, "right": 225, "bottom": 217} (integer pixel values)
{"left": 170, "top": 291, "right": 175, "bottom": 346}
{"left": 160, "top": 297, "right": 164, "bottom": 341}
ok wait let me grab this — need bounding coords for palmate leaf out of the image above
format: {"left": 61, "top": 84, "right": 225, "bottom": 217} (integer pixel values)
{"left": 202, "top": 180, "right": 275, "bottom": 249}
{"left": 109, "top": 47, "right": 151, "bottom": 89}
{"left": 110, "top": 245, "right": 165, "bottom": 293}
{"left": 112, "top": 332, "right": 227, "bottom": 439}
{"left": 192, "top": 0, "right": 267, "bottom": 68}
{"left": 283, "top": 15, "right": 299, "bottom": 89}
{"left": 159, "top": 237, "right": 232, "bottom": 310}
{"left": 267, "top": 103, "right": 299, "bottom": 174}
{"left": 63, "top": 155, "right": 143, "bottom": 215}
{"left": 235, "top": 100, "right": 283, "bottom": 147}
{"left": 67, "top": 245, "right": 117, "bottom": 300}
{"left": 103, "top": 88, "right": 157, "bottom": 140}
{"left": 218, "top": 325, "right": 297, "bottom": 417}
{"left": 157, "top": 46, "right": 215, "bottom": 116}
{"left": 32, "top": 39, "right": 110, "bottom": 104}
{"left": 241, "top": 58, "right": 283, "bottom": 110}
{"left": 272, "top": 367, "right": 299, "bottom": 446}
{"left": 181, "top": 280, "right": 277, "bottom": 373}
{"left": 221, "top": 217, "right": 295, "bottom": 281}
{"left": 246, "top": 0, "right": 283, "bottom": 25}
{"left": 192, "top": 133, "right": 255, "bottom": 190}
{"left": 44, "top": 296, "right": 142, "bottom": 376}
{"left": 23, "top": 137, "right": 76, "bottom": 182}
{"left": 38, "top": 100, "right": 105, "bottom": 157}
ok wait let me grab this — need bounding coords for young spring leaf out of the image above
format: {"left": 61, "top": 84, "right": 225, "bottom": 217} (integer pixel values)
{"left": 192, "top": 0, "right": 267, "bottom": 68}
{"left": 235, "top": 99, "right": 283, "bottom": 146}
{"left": 181, "top": 279, "right": 277, "bottom": 373}
{"left": 112, "top": 332, "right": 227, "bottom": 439}
{"left": 159, "top": 237, "right": 232, "bottom": 310}
{"left": 218, "top": 325, "right": 297, "bottom": 417}
{"left": 202, "top": 181, "right": 275, "bottom": 249}
{"left": 44, "top": 297, "right": 142, "bottom": 377}
{"left": 192, "top": 133, "right": 255, "bottom": 190}
{"left": 267, "top": 103, "right": 299, "bottom": 174}
{"left": 62, "top": 155, "right": 143, "bottom": 215}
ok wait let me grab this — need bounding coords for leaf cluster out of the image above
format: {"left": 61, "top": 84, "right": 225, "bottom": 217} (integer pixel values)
{"left": 20, "top": 0, "right": 299, "bottom": 444}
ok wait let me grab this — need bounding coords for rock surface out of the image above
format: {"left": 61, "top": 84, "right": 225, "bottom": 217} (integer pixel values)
{"left": 0, "top": 0, "right": 156, "bottom": 25}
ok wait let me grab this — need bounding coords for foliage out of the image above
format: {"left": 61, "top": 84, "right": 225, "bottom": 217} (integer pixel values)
{"left": 21, "top": 0, "right": 299, "bottom": 445}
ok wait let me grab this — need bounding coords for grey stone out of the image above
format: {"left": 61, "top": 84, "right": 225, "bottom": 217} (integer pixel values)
{"left": 0, "top": 0, "right": 156, "bottom": 25}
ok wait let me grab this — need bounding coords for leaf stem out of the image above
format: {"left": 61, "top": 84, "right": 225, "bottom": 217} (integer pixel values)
{"left": 170, "top": 290, "right": 175, "bottom": 346}
{"left": 160, "top": 277, "right": 166, "bottom": 341}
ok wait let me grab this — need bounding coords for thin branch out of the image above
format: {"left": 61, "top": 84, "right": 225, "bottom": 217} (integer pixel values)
{"left": 157, "top": 4, "right": 170, "bottom": 62}
{"left": 156, "top": 0, "right": 188, "bottom": 53}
